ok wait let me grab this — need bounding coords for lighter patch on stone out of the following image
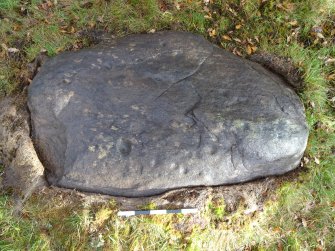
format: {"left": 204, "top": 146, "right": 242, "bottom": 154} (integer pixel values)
{"left": 97, "top": 112, "right": 104, "bottom": 119}
{"left": 63, "top": 78, "right": 71, "bottom": 84}
{"left": 131, "top": 105, "right": 139, "bottom": 111}
{"left": 171, "top": 50, "right": 182, "bottom": 56}
{"left": 98, "top": 146, "right": 108, "bottom": 160}
{"left": 88, "top": 145, "right": 96, "bottom": 152}
{"left": 54, "top": 91, "right": 74, "bottom": 116}
{"left": 74, "top": 59, "right": 83, "bottom": 63}
{"left": 179, "top": 167, "right": 187, "bottom": 174}
{"left": 91, "top": 63, "right": 101, "bottom": 69}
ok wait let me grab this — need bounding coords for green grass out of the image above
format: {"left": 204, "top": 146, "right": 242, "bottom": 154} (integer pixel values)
{"left": 0, "top": 0, "right": 334, "bottom": 250}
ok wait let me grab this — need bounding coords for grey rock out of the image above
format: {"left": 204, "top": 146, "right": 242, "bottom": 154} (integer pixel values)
{"left": 28, "top": 31, "right": 309, "bottom": 197}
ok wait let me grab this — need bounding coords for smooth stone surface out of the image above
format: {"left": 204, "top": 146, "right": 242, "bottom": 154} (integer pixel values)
{"left": 28, "top": 31, "right": 309, "bottom": 197}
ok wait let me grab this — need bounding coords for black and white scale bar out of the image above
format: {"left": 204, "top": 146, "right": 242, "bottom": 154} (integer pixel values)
{"left": 117, "top": 208, "right": 198, "bottom": 217}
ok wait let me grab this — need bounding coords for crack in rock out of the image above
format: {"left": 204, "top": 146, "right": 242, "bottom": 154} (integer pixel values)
{"left": 154, "top": 48, "right": 213, "bottom": 101}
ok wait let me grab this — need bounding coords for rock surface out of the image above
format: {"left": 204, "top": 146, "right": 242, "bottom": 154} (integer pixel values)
{"left": 28, "top": 31, "right": 308, "bottom": 197}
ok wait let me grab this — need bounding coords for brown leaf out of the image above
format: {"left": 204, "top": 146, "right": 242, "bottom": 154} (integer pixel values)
{"left": 316, "top": 33, "right": 325, "bottom": 39}
{"left": 203, "top": 6, "right": 210, "bottom": 12}
{"left": 222, "top": 35, "right": 232, "bottom": 41}
{"left": 233, "top": 48, "right": 242, "bottom": 56}
{"left": 289, "top": 20, "right": 298, "bottom": 26}
{"left": 303, "top": 157, "right": 309, "bottom": 164}
{"left": 251, "top": 46, "right": 257, "bottom": 53}
{"left": 13, "top": 24, "right": 21, "bottom": 31}
{"left": 235, "top": 24, "right": 242, "bottom": 30}
{"left": 1, "top": 43, "right": 8, "bottom": 51}
{"left": 97, "top": 16, "right": 104, "bottom": 23}
{"left": 326, "top": 73, "right": 335, "bottom": 80}
{"left": 247, "top": 38, "right": 254, "bottom": 45}
{"left": 208, "top": 28, "right": 216, "bottom": 37}
{"left": 80, "top": 0, "right": 93, "bottom": 8}
{"left": 174, "top": 1, "right": 181, "bottom": 10}
{"left": 246, "top": 45, "right": 252, "bottom": 55}
{"left": 233, "top": 38, "right": 242, "bottom": 43}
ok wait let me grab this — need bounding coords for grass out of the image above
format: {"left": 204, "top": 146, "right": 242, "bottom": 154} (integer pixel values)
{"left": 0, "top": 0, "right": 334, "bottom": 250}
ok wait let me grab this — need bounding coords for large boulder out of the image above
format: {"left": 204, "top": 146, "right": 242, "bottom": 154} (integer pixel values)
{"left": 28, "top": 31, "right": 308, "bottom": 197}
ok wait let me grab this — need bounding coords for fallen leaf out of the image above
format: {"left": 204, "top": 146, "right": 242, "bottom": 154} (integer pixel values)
{"left": 246, "top": 45, "right": 252, "bottom": 55}
{"left": 273, "top": 227, "right": 281, "bottom": 233}
{"left": 1, "top": 43, "right": 8, "bottom": 50}
{"left": 277, "top": 2, "right": 295, "bottom": 12}
{"left": 233, "top": 38, "right": 242, "bottom": 43}
{"left": 233, "top": 48, "right": 242, "bottom": 56}
{"left": 277, "top": 242, "right": 283, "bottom": 251}
{"left": 326, "top": 72, "right": 335, "bottom": 80}
{"left": 88, "top": 21, "right": 95, "bottom": 28}
{"left": 44, "top": 19, "right": 51, "bottom": 24}
{"left": 13, "top": 24, "right": 21, "bottom": 31}
{"left": 247, "top": 38, "right": 254, "bottom": 45}
{"left": 314, "top": 157, "right": 320, "bottom": 165}
{"left": 251, "top": 46, "right": 257, "bottom": 53}
{"left": 208, "top": 28, "right": 216, "bottom": 37}
{"left": 316, "top": 33, "right": 325, "bottom": 39}
{"left": 235, "top": 24, "right": 242, "bottom": 30}
{"left": 174, "top": 1, "right": 181, "bottom": 10}
{"left": 148, "top": 29, "right": 156, "bottom": 33}
{"left": 97, "top": 16, "right": 104, "bottom": 23}
{"left": 222, "top": 35, "right": 232, "bottom": 41}
{"left": 289, "top": 20, "right": 298, "bottom": 26}
{"left": 312, "top": 26, "right": 323, "bottom": 33}
{"left": 7, "top": 48, "right": 20, "bottom": 53}
{"left": 303, "top": 157, "right": 309, "bottom": 164}
{"left": 203, "top": 6, "right": 210, "bottom": 12}
{"left": 80, "top": 0, "right": 93, "bottom": 8}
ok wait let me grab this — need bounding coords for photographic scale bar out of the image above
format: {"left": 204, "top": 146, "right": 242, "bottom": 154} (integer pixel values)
{"left": 117, "top": 208, "right": 198, "bottom": 217}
